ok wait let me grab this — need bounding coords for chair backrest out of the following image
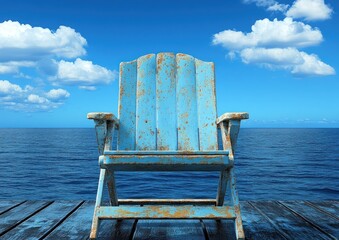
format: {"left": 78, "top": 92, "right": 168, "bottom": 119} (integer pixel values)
{"left": 118, "top": 53, "right": 218, "bottom": 151}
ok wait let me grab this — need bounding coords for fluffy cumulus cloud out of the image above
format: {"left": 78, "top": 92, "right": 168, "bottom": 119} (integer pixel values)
{"left": 0, "top": 80, "right": 70, "bottom": 111}
{"left": 0, "top": 20, "right": 116, "bottom": 89}
{"left": 213, "top": 1, "right": 335, "bottom": 77}
{"left": 0, "top": 20, "right": 86, "bottom": 61}
{"left": 240, "top": 48, "right": 335, "bottom": 76}
{"left": 286, "top": 0, "right": 333, "bottom": 21}
{"left": 0, "top": 20, "right": 117, "bottom": 112}
{"left": 213, "top": 18, "right": 322, "bottom": 49}
{"left": 52, "top": 58, "right": 117, "bottom": 88}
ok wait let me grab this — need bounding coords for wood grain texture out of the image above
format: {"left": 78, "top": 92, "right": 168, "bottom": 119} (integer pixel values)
{"left": 0, "top": 200, "right": 337, "bottom": 239}
{"left": 136, "top": 54, "right": 157, "bottom": 150}
{"left": 0, "top": 200, "right": 23, "bottom": 215}
{"left": 240, "top": 202, "right": 286, "bottom": 240}
{"left": 0, "top": 201, "right": 51, "bottom": 236}
{"left": 280, "top": 201, "right": 339, "bottom": 239}
{"left": 176, "top": 53, "right": 199, "bottom": 151}
{"left": 118, "top": 60, "right": 137, "bottom": 150}
{"left": 251, "top": 201, "right": 333, "bottom": 240}
{"left": 156, "top": 53, "right": 177, "bottom": 150}
{"left": 133, "top": 220, "right": 205, "bottom": 240}
{"left": 44, "top": 201, "right": 94, "bottom": 240}
{"left": 1, "top": 201, "right": 81, "bottom": 240}
{"left": 195, "top": 59, "right": 218, "bottom": 150}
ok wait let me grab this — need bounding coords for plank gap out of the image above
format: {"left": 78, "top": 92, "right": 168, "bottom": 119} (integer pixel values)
{"left": 40, "top": 201, "right": 85, "bottom": 240}
{"left": 130, "top": 219, "right": 138, "bottom": 240}
{"left": 199, "top": 219, "right": 209, "bottom": 240}
{"left": 305, "top": 201, "right": 339, "bottom": 221}
{"left": 248, "top": 201, "right": 289, "bottom": 240}
{"left": 0, "top": 201, "right": 26, "bottom": 216}
{"left": 0, "top": 201, "right": 53, "bottom": 238}
{"left": 277, "top": 201, "right": 337, "bottom": 240}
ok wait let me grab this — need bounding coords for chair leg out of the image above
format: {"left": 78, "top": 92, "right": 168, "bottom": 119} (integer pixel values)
{"left": 229, "top": 168, "right": 245, "bottom": 240}
{"left": 216, "top": 169, "right": 229, "bottom": 206}
{"left": 90, "top": 168, "right": 106, "bottom": 239}
{"left": 105, "top": 169, "right": 118, "bottom": 206}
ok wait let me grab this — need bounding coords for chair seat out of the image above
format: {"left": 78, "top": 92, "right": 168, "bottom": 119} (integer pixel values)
{"left": 99, "top": 151, "right": 232, "bottom": 171}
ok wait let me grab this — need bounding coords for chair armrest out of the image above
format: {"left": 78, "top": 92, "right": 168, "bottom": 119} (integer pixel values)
{"left": 217, "top": 112, "right": 249, "bottom": 160}
{"left": 87, "top": 112, "right": 119, "bottom": 155}
{"left": 216, "top": 112, "right": 249, "bottom": 125}
{"left": 87, "top": 112, "right": 119, "bottom": 125}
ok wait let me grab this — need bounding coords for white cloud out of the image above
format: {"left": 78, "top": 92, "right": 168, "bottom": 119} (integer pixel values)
{"left": 0, "top": 20, "right": 86, "bottom": 61}
{"left": 213, "top": 16, "right": 334, "bottom": 77}
{"left": 0, "top": 80, "right": 26, "bottom": 94}
{"left": 292, "top": 51, "right": 335, "bottom": 76}
{"left": 45, "top": 88, "right": 70, "bottom": 100}
{"left": 27, "top": 94, "right": 49, "bottom": 104}
{"left": 243, "top": 0, "right": 289, "bottom": 12}
{"left": 240, "top": 47, "right": 303, "bottom": 66}
{"left": 0, "top": 80, "right": 70, "bottom": 111}
{"left": 51, "top": 58, "right": 117, "bottom": 86}
{"left": 240, "top": 47, "right": 335, "bottom": 76}
{"left": 213, "top": 18, "right": 322, "bottom": 49}
{"left": 286, "top": 0, "right": 333, "bottom": 21}
{"left": 0, "top": 20, "right": 117, "bottom": 92}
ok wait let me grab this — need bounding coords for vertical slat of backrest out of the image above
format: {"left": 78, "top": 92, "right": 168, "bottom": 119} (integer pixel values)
{"left": 118, "top": 61, "right": 137, "bottom": 150}
{"left": 136, "top": 54, "right": 157, "bottom": 150}
{"left": 156, "top": 53, "right": 177, "bottom": 150}
{"left": 176, "top": 54, "right": 199, "bottom": 151}
{"left": 196, "top": 59, "right": 218, "bottom": 150}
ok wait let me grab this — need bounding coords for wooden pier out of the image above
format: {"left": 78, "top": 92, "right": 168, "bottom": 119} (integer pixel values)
{"left": 0, "top": 200, "right": 337, "bottom": 239}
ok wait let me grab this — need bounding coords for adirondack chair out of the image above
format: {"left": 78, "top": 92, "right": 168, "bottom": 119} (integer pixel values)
{"left": 87, "top": 53, "right": 248, "bottom": 239}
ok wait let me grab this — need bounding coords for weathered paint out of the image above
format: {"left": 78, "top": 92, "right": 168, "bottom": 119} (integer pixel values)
{"left": 96, "top": 205, "right": 236, "bottom": 219}
{"left": 2, "top": 200, "right": 337, "bottom": 239}
{"left": 195, "top": 59, "right": 218, "bottom": 150}
{"left": 136, "top": 54, "right": 157, "bottom": 150}
{"left": 156, "top": 53, "right": 177, "bottom": 150}
{"left": 216, "top": 112, "right": 249, "bottom": 125}
{"left": 103, "top": 150, "right": 229, "bottom": 155}
{"left": 216, "top": 169, "right": 229, "bottom": 206}
{"left": 176, "top": 53, "right": 199, "bottom": 150}
{"left": 87, "top": 112, "right": 119, "bottom": 122}
{"left": 117, "top": 199, "right": 216, "bottom": 205}
{"left": 88, "top": 52, "right": 249, "bottom": 240}
{"left": 118, "top": 60, "right": 137, "bottom": 150}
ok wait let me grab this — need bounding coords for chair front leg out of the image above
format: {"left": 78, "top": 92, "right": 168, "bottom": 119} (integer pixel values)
{"left": 90, "top": 168, "right": 106, "bottom": 239}
{"left": 229, "top": 168, "right": 245, "bottom": 240}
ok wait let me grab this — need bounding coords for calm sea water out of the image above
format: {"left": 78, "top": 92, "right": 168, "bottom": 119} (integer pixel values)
{"left": 0, "top": 128, "right": 338, "bottom": 201}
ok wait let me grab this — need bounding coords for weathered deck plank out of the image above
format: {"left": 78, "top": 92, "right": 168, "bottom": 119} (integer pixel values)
{"left": 44, "top": 201, "right": 93, "bottom": 240}
{"left": 133, "top": 220, "right": 205, "bottom": 240}
{"left": 240, "top": 201, "right": 286, "bottom": 240}
{"left": 1, "top": 201, "right": 82, "bottom": 240}
{"left": 280, "top": 201, "right": 339, "bottom": 239}
{"left": 251, "top": 201, "right": 333, "bottom": 240}
{"left": 307, "top": 200, "right": 339, "bottom": 219}
{"left": 0, "top": 201, "right": 51, "bottom": 237}
{"left": 203, "top": 219, "right": 236, "bottom": 240}
{"left": 0, "top": 200, "right": 337, "bottom": 240}
{"left": 0, "top": 200, "right": 24, "bottom": 214}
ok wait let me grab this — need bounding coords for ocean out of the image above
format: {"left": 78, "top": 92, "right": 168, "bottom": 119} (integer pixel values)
{"left": 0, "top": 128, "right": 338, "bottom": 201}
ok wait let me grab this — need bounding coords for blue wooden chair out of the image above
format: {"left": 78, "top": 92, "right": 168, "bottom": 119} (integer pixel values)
{"left": 88, "top": 53, "right": 248, "bottom": 239}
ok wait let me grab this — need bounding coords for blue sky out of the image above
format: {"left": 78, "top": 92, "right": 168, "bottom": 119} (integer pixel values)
{"left": 0, "top": 0, "right": 338, "bottom": 128}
